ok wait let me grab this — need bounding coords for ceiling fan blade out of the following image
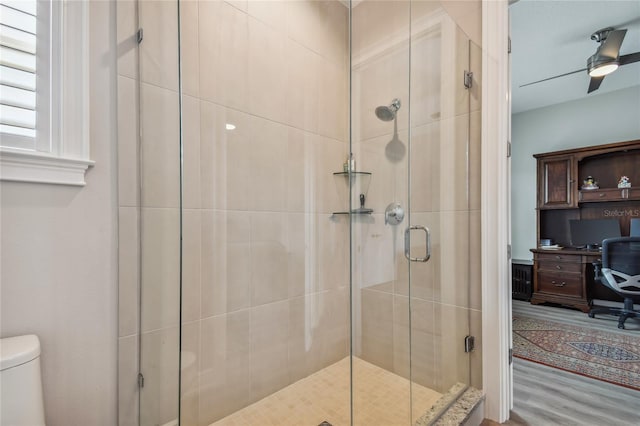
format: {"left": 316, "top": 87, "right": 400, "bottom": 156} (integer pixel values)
{"left": 587, "top": 76, "right": 605, "bottom": 93}
{"left": 520, "top": 68, "right": 586, "bottom": 88}
{"left": 620, "top": 52, "right": 640, "bottom": 66}
{"left": 599, "top": 29, "right": 627, "bottom": 59}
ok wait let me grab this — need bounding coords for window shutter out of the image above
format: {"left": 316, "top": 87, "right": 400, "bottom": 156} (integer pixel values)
{"left": 0, "top": 1, "right": 37, "bottom": 141}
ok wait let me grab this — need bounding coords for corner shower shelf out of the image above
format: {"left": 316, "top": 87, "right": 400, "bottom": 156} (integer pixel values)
{"left": 332, "top": 171, "right": 373, "bottom": 215}
{"left": 332, "top": 209, "right": 373, "bottom": 215}
{"left": 332, "top": 171, "right": 372, "bottom": 177}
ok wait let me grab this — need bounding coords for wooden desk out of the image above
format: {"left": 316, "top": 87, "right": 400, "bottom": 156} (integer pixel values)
{"left": 530, "top": 248, "right": 601, "bottom": 312}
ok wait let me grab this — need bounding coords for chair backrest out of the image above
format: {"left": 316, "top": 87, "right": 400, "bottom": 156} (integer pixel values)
{"left": 601, "top": 237, "right": 640, "bottom": 295}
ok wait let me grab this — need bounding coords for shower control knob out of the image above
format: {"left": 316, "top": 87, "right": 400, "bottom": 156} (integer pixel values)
{"left": 385, "top": 203, "right": 405, "bottom": 225}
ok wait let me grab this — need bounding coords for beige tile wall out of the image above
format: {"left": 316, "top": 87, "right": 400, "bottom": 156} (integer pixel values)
{"left": 118, "top": 1, "right": 350, "bottom": 425}
{"left": 190, "top": 3, "right": 351, "bottom": 424}
{"left": 352, "top": 0, "right": 482, "bottom": 396}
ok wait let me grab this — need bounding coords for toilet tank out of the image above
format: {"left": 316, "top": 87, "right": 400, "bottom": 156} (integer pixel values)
{"left": 1, "top": 335, "right": 46, "bottom": 426}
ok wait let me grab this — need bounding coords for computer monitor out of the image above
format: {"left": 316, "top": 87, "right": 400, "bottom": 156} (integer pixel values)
{"left": 631, "top": 218, "right": 640, "bottom": 237}
{"left": 569, "top": 219, "right": 621, "bottom": 248}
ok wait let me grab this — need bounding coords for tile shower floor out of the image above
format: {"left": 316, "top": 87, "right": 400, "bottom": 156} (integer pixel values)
{"left": 211, "top": 356, "right": 442, "bottom": 426}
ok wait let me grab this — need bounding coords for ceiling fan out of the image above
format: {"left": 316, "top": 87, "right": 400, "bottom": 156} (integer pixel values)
{"left": 521, "top": 27, "right": 640, "bottom": 93}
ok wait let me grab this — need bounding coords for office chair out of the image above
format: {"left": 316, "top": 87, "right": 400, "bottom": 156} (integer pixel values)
{"left": 589, "top": 237, "right": 640, "bottom": 329}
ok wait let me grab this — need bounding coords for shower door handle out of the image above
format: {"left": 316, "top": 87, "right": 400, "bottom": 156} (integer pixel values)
{"left": 404, "top": 225, "right": 431, "bottom": 262}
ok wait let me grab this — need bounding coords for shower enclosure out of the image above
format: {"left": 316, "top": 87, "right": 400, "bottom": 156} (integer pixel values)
{"left": 116, "top": 1, "right": 482, "bottom": 425}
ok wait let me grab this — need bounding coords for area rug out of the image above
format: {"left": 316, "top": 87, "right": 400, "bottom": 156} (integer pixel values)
{"left": 513, "top": 315, "right": 640, "bottom": 390}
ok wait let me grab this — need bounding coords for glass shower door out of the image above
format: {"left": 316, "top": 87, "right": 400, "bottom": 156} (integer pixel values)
{"left": 350, "top": 1, "right": 479, "bottom": 424}
{"left": 408, "top": 5, "right": 481, "bottom": 420}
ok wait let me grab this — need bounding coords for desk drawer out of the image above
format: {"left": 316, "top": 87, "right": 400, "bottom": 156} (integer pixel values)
{"left": 538, "top": 261, "right": 582, "bottom": 273}
{"left": 536, "top": 253, "right": 580, "bottom": 263}
{"left": 537, "top": 272, "right": 583, "bottom": 297}
{"left": 579, "top": 188, "right": 624, "bottom": 202}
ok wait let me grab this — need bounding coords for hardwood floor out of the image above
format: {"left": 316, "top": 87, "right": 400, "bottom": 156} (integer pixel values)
{"left": 513, "top": 299, "right": 640, "bottom": 332}
{"left": 489, "top": 301, "right": 640, "bottom": 425}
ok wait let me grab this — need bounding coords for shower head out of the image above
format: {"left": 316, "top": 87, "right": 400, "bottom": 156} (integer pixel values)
{"left": 375, "top": 98, "right": 401, "bottom": 121}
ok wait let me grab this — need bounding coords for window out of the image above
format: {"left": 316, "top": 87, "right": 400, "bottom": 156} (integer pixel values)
{"left": 1, "top": 1, "right": 38, "bottom": 147}
{"left": 0, "top": 0, "right": 92, "bottom": 186}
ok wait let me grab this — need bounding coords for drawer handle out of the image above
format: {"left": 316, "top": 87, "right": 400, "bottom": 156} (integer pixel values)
{"left": 599, "top": 193, "right": 605, "bottom": 197}
{"left": 552, "top": 280, "right": 566, "bottom": 287}
{"left": 556, "top": 265, "right": 562, "bottom": 270}
{"left": 555, "top": 255, "right": 561, "bottom": 260}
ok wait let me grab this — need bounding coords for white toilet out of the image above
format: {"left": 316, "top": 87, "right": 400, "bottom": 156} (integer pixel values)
{"left": 0, "top": 334, "right": 46, "bottom": 426}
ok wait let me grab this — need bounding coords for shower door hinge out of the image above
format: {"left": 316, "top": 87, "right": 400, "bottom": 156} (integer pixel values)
{"left": 137, "top": 28, "right": 144, "bottom": 44}
{"left": 138, "top": 372, "right": 145, "bottom": 388}
{"left": 507, "top": 140, "right": 512, "bottom": 158}
{"left": 509, "top": 348, "right": 513, "bottom": 365}
{"left": 463, "top": 71, "right": 473, "bottom": 89}
{"left": 464, "top": 335, "right": 475, "bottom": 353}
{"left": 507, "top": 244, "right": 512, "bottom": 260}
{"left": 508, "top": 37, "right": 512, "bottom": 54}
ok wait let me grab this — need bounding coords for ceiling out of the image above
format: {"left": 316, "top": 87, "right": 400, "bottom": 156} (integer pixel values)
{"left": 510, "top": 0, "right": 640, "bottom": 114}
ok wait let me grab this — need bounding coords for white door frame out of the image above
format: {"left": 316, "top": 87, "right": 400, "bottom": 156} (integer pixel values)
{"left": 481, "top": 0, "right": 512, "bottom": 422}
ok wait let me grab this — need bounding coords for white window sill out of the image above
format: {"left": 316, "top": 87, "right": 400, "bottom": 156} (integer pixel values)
{"left": 0, "top": 149, "right": 94, "bottom": 186}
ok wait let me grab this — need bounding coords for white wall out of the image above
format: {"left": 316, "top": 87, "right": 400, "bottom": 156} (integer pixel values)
{"left": 511, "top": 86, "right": 640, "bottom": 260}
{"left": 0, "top": 2, "right": 118, "bottom": 425}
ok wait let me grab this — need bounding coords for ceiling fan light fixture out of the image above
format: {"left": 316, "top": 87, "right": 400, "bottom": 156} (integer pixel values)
{"left": 588, "top": 51, "right": 619, "bottom": 77}
{"left": 589, "top": 61, "right": 619, "bottom": 77}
